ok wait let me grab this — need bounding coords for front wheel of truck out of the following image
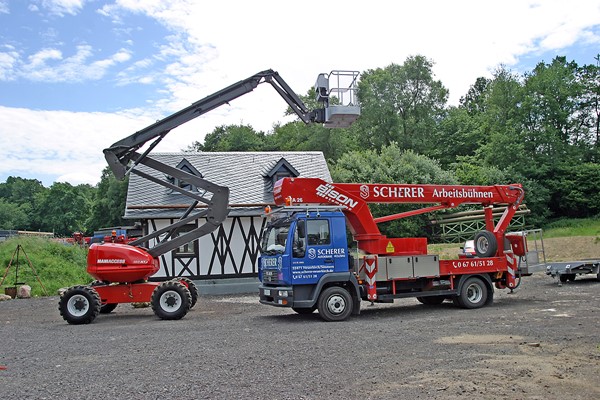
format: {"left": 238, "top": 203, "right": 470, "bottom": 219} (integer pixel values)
{"left": 317, "top": 286, "right": 352, "bottom": 322}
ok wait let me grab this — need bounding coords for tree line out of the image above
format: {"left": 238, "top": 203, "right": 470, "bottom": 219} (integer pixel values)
{"left": 1, "top": 54, "right": 598, "bottom": 238}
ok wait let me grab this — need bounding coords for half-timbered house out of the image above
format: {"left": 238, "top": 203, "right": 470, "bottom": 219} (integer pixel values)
{"left": 124, "top": 152, "right": 332, "bottom": 281}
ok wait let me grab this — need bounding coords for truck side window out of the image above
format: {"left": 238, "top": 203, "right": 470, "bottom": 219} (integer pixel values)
{"left": 307, "top": 220, "right": 330, "bottom": 245}
{"left": 292, "top": 221, "right": 305, "bottom": 258}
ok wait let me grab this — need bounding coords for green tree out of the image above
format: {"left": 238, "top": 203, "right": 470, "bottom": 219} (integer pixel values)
{"left": 474, "top": 66, "right": 529, "bottom": 173}
{"left": 34, "top": 182, "right": 93, "bottom": 236}
{"left": 331, "top": 143, "right": 457, "bottom": 239}
{"left": 0, "top": 199, "right": 29, "bottom": 230}
{"left": 88, "top": 167, "right": 129, "bottom": 231}
{"left": 0, "top": 177, "right": 46, "bottom": 230}
{"left": 577, "top": 54, "right": 600, "bottom": 150}
{"left": 355, "top": 56, "right": 449, "bottom": 153}
{"left": 188, "top": 124, "right": 266, "bottom": 152}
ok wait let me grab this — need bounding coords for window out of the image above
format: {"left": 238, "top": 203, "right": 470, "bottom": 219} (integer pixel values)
{"left": 167, "top": 158, "right": 203, "bottom": 194}
{"left": 173, "top": 224, "right": 197, "bottom": 256}
{"left": 306, "top": 220, "right": 330, "bottom": 246}
{"left": 265, "top": 157, "right": 299, "bottom": 187}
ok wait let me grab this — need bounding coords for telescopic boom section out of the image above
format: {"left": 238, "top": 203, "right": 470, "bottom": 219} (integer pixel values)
{"left": 102, "top": 69, "right": 359, "bottom": 258}
{"left": 274, "top": 177, "right": 524, "bottom": 255}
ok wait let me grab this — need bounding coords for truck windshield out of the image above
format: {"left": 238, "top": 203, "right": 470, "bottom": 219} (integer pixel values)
{"left": 260, "top": 220, "right": 291, "bottom": 255}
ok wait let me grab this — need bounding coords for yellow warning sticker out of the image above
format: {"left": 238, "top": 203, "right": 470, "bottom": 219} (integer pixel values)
{"left": 386, "top": 241, "right": 395, "bottom": 253}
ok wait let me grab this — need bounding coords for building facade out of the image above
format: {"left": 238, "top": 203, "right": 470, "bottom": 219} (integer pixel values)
{"left": 124, "top": 152, "right": 332, "bottom": 280}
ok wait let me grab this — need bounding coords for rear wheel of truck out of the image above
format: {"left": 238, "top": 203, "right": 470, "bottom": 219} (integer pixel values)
{"left": 151, "top": 281, "right": 191, "bottom": 320}
{"left": 317, "top": 286, "right": 352, "bottom": 322}
{"left": 416, "top": 295, "right": 446, "bottom": 305}
{"left": 455, "top": 277, "right": 488, "bottom": 309}
{"left": 58, "top": 285, "right": 101, "bottom": 325}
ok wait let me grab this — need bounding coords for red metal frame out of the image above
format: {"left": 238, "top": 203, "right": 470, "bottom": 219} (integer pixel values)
{"left": 274, "top": 177, "right": 524, "bottom": 257}
{"left": 94, "top": 282, "right": 160, "bottom": 304}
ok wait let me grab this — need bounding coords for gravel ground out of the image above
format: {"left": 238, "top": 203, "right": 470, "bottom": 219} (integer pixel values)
{"left": 1, "top": 272, "right": 599, "bottom": 400}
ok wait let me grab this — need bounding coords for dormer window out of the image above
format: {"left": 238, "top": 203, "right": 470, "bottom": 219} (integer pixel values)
{"left": 167, "top": 158, "right": 203, "bottom": 194}
{"left": 265, "top": 157, "right": 300, "bottom": 186}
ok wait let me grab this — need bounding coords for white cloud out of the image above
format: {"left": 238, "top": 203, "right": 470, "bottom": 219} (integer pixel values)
{"left": 0, "top": 47, "right": 19, "bottom": 80}
{"left": 19, "top": 45, "right": 132, "bottom": 82}
{"left": 0, "top": 1, "right": 8, "bottom": 14}
{"left": 41, "top": 0, "right": 85, "bottom": 17}
{"left": 0, "top": 106, "right": 151, "bottom": 186}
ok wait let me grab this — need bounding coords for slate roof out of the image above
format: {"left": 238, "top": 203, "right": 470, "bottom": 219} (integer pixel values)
{"left": 124, "top": 151, "right": 332, "bottom": 219}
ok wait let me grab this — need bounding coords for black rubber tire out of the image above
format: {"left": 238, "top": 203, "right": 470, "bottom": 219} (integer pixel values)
{"left": 292, "top": 306, "right": 317, "bottom": 314}
{"left": 317, "top": 286, "right": 353, "bottom": 322}
{"left": 559, "top": 274, "right": 576, "bottom": 282}
{"left": 99, "top": 303, "right": 118, "bottom": 314}
{"left": 151, "top": 281, "right": 191, "bottom": 320}
{"left": 58, "top": 285, "right": 101, "bottom": 325}
{"left": 455, "top": 277, "right": 488, "bottom": 309}
{"left": 416, "top": 295, "right": 446, "bottom": 305}
{"left": 175, "top": 277, "right": 199, "bottom": 309}
{"left": 474, "top": 231, "right": 498, "bottom": 258}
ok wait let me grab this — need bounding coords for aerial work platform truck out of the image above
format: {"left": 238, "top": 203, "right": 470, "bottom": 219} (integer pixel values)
{"left": 258, "top": 177, "right": 530, "bottom": 321}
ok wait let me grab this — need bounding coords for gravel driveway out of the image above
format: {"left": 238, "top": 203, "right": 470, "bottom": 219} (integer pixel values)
{"left": 1, "top": 273, "right": 599, "bottom": 399}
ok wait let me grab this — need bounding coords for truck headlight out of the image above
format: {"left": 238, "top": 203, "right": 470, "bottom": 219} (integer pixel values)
{"left": 278, "top": 290, "right": 289, "bottom": 297}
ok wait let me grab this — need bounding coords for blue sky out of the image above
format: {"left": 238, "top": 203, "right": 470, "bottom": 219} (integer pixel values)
{"left": 0, "top": 0, "right": 599, "bottom": 187}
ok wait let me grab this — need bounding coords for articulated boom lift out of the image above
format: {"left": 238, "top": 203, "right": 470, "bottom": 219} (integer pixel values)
{"left": 59, "top": 69, "right": 361, "bottom": 324}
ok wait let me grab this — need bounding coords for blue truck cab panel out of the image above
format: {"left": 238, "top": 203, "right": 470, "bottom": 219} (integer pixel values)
{"left": 258, "top": 210, "right": 358, "bottom": 309}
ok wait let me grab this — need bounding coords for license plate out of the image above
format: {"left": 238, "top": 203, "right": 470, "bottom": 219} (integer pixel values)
{"left": 264, "top": 289, "right": 271, "bottom": 296}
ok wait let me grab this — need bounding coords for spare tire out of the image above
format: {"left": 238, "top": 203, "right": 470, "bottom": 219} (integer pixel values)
{"left": 474, "top": 231, "right": 498, "bottom": 258}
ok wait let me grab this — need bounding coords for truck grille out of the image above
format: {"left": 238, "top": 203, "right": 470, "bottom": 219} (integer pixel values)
{"left": 263, "top": 269, "right": 278, "bottom": 283}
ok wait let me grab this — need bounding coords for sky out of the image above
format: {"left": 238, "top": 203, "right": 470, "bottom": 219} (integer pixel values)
{"left": 0, "top": 0, "right": 599, "bottom": 187}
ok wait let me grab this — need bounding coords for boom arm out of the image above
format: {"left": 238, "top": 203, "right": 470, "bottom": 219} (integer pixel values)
{"left": 104, "top": 70, "right": 359, "bottom": 258}
{"left": 274, "top": 177, "right": 524, "bottom": 254}
{"left": 104, "top": 69, "right": 340, "bottom": 179}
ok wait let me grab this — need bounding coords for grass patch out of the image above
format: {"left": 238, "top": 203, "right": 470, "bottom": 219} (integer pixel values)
{"left": 0, "top": 236, "right": 90, "bottom": 297}
{"left": 542, "top": 217, "right": 600, "bottom": 238}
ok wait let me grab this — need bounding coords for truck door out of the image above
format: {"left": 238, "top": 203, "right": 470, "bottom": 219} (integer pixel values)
{"left": 305, "top": 218, "right": 347, "bottom": 272}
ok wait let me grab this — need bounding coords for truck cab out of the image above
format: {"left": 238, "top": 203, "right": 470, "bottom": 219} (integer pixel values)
{"left": 258, "top": 209, "right": 361, "bottom": 320}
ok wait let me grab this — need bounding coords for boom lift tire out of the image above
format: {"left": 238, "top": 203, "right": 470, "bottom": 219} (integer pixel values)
{"left": 175, "top": 277, "right": 199, "bottom": 309}
{"left": 100, "top": 303, "right": 118, "bottom": 314}
{"left": 474, "top": 231, "right": 498, "bottom": 258}
{"left": 454, "top": 277, "right": 488, "bottom": 309}
{"left": 317, "top": 286, "right": 353, "bottom": 322}
{"left": 151, "top": 281, "right": 191, "bottom": 320}
{"left": 59, "top": 285, "right": 101, "bottom": 325}
{"left": 416, "top": 295, "right": 446, "bottom": 305}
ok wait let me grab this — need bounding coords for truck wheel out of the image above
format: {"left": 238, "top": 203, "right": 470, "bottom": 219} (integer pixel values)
{"left": 417, "top": 295, "right": 446, "bottom": 305}
{"left": 175, "top": 277, "right": 199, "bottom": 309}
{"left": 559, "top": 274, "right": 576, "bottom": 283}
{"left": 317, "top": 287, "right": 352, "bottom": 322}
{"left": 58, "top": 285, "right": 101, "bottom": 325}
{"left": 151, "top": 281, "right": 191, "bottom": 320}
{"left": 474, "top": 231, "right": 498, "bottom": 258}
{"left": 292, "top": 306, "right": 316, "bottom": 314}
{"left": 100, "top": 303, "right": 118, "bottom": 314}
{"left": 455, "top": 277, "right": 488, "bottom": 309}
